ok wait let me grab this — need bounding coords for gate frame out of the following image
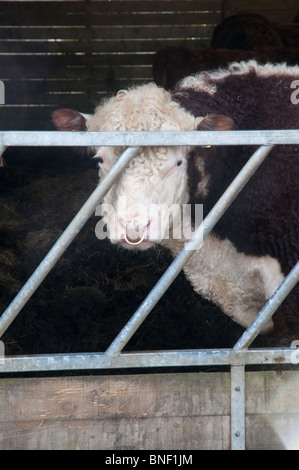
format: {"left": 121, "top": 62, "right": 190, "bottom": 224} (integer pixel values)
{"left": 0, "top": 129, "right": 298, "bottom": 450}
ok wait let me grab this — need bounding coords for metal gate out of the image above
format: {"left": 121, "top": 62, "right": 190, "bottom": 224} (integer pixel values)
{"left": 0, "top": 129, "right": 298, "bottom": 450}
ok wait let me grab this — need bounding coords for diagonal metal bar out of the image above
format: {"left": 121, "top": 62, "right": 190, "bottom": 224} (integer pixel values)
{"left": 234, "top": 260, "right": 299, "bottom": 350}
{"left": 105, "top": 145, "right": 274, "bottom": 355}
{"left": 0, "top": 147, "right": 139, "bottom": 338}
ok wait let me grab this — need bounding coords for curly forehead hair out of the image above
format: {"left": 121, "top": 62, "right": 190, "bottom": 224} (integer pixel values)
{"left": 86, "top": 83, "right": 197, "bottom": 132}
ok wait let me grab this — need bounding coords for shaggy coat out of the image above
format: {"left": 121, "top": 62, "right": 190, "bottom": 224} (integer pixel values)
{"left": 52, "top": 61, "right": 299, "bottom": 338}
{"left": 173, "top": 62, "right": 299, "bottom": 336}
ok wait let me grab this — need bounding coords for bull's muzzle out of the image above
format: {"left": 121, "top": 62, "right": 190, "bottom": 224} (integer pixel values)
{"left": 120, "top": 218, "right": 150, "bottom": 246}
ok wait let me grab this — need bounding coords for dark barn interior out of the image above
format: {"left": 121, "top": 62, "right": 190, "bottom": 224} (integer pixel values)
{"left": 0, "top": 0, "right": 298, "bottom": 358}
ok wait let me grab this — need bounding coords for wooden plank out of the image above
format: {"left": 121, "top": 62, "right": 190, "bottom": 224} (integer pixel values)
{"left": 1, "top": 76, "right": 152, "bottom": 106}
{"left": 0, "top": 107, "right": 86, "bottom": 130}
{"left": 2, "top": 76, "right": 151, "bottom": 96}
{"left": 0, "top": 371, "right": 298, "bottom": 450}
{"left": 95, "top": 0, "right": 222, "bottom": 12}
{"left": 89, "top": 0, "right": 222, "bottom": 12}
{"left": 0, "top": 24, "right": 214, "bottom": 41}
{"left": 0, "top": 374, "right": 231, "bottom": 422}
{"left": 3, "top": 86, "right": 142, "bottom": 105}
{"left": 0, "top": 0, "right": 222, "bottom": 15}
{"left": 0, "top": 1, "right": 85, "bottom": 15}
{"left": 2, "top": 93, "right": 121, "bottom": 106}
{"left": 0, "top": 55, "right": 156, "bottom": 80}
{"left": 246, "top": 415, "right": 297, "bottom": 450}
{"left": 0, "top": 27, "right": 88, "bottom": 41}
{"left": 246, "top": 371, "right": 299, "bottom": 415}
{"left": 0, "top": 0, "right": 219, "bottom": 130}
{"left": 0, "top": 13, "right": 86, "bottom": 27}
{"left": 0, "top": 416, "right": 230, "bottom": 450}
{"left": 0, "top": 68, "right": 147, "bottom": 81}
{"left": 0, "top": 54, "right": 155, "bottom": 70}
{"left": 0, "top": 12, "right": 221, "bottom": 27}
{"left": 4, "top": 75, "right": 152, "bottom": 99}
{"left": 0, "top": 37, "right": 212, "bottom": 54}
{"left": 0, "top": 373, "right": 231, "bottom": 449}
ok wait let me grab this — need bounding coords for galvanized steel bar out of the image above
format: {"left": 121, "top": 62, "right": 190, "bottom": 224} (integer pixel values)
{"left": 0, "top": 147, "right": 139, "bottom": 338}
{"left": 231, "top": 365, "right": 246, "bottom": 450}
{"left": 234, "top": 260, "right": 299, "bottom": 350}
{"left": 0, "top": 129, "right": 299, "bottom": 147}
{"left": 0, "top": 348, "right": 296, "bottom": 373}
{"left": 106, "top": 145, "right": 274, "bottom": 356}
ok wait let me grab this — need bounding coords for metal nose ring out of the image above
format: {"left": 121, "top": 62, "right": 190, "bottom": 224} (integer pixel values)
{"left": 124, "top": 231, "right": 145, "bottom": 245}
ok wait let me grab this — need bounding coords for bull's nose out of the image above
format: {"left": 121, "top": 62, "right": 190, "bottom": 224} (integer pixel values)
{"left": 119, "top": 218, "right": 150, "bottom": 245}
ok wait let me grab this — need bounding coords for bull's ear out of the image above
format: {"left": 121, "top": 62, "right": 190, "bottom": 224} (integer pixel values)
{"left": 197, "top": 114, "right": 234, "bottom": 131}
{"left": 52, "top": 108, "right": 90, "bottom": 131}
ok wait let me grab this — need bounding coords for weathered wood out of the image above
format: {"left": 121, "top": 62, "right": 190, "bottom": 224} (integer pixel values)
{"left": 0, "top": 107, "right": 79, "bottom": 130}
{"left": 225, "top": 0, "right": 298, "bottom": 12}
{"left": 0, "top": 0, "right": 222, "bottom": 16}
{"left": 0, "top": 25, "right": 214, "bottom": 41}
{"left": 0, "top": 11, "right": 221, "bottom": 27}
{"left": 0, "top": 371, "right": 298, "bottom": 450}
{"left": 0, "top": 56, "right": 155, "bottom": 80}
{"left": 0, "top": 0, "right": 295, "bottom": 129}
{"left": 0, "top": 37, "right": 212, "bottom": 54}
{"left": 2, "top": 76, "right": 150, "bottom": 95}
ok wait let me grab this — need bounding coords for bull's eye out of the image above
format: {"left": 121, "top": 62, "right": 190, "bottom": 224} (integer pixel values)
{"left": 98, "top": 156, "right": 104, "bottom": 164}
{"left": 176, "top": 159, "right": 183, "bottom": 167}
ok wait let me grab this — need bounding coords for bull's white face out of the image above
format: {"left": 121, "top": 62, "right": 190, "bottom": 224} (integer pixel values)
{"left": 82, "top": 82, "right": 202, "bottom": 250}
{"left": 52, "top": 83, "right": 233, "bottom": 251}
{"left": 95, "top": 144, "right": 190, "bottom": 250}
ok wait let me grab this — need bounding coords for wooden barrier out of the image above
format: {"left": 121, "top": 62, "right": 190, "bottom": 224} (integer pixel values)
{"left": 0, "top": 371, "right": 298, "bottom": 450}
{"left": 0, "top": 0, "right": 221, "bottom": 129}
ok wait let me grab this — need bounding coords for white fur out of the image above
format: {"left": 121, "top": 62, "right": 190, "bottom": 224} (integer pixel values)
{"left": 86, "top": 74, "right": 287, "bottom": 332}
{"left": 179, "top": 60, "right": 299, "bottom": 94}
{"left": 164, "top": 234, "right": 284, "bottom": 333}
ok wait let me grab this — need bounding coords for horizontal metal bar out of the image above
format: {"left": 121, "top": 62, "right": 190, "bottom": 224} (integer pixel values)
{"left": 234, "top": 260, "right": 299, "bottom": 350}
{"left": 0, "top": 348, "right": 296, "bottom": 373}
{"left": 106, "top": 145, "right": 274, "bottom": 355}
{"left": 0, "top": 147, "right": 139, "bottom": 338}
{"left": 0, "top": 129, "right": 299, "bottom": 147}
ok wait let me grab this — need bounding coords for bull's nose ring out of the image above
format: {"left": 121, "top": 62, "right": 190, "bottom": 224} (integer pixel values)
{"left": 124, "top": 232, "right": 146, "bottom": 245}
